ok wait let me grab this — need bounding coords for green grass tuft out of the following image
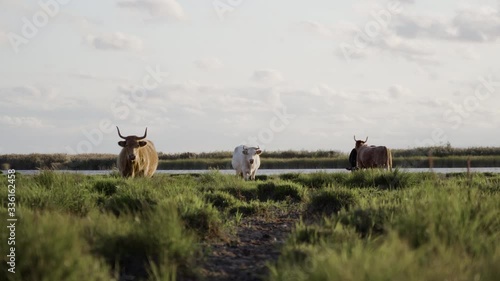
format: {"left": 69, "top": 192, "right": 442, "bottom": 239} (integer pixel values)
{"left": 306, "top": 188, "right": 357, "bottom": 216}
{"left": 0, "top": 209, "right": 113, "bottom": 281}
{"left": 257, "top": 180, "right": 306, "bottom": 202}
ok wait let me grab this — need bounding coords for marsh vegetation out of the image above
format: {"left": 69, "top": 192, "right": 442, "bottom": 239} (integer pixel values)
{"left": 2, "top": 145, "right": 500, "bottom": 170}
{"left": 1, "top": 169, "right": 499, "bottom": 280}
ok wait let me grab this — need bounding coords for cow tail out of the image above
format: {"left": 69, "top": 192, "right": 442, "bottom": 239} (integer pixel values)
{"left": 387, "top": 148, "right": 393, "bottom": 171}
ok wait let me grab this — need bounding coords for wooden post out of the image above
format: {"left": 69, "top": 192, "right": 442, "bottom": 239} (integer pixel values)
{"left": 428, "top": 151, "right": 434, "bottom": 172}
{"left": 467, "top": 156, "right": 471, "bottom": 184}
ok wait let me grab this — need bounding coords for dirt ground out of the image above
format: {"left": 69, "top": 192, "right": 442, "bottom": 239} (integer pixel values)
{"left": 199, "top": 210, "right": 301, "bottom": 281}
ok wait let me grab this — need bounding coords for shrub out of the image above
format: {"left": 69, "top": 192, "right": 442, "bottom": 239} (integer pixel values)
{"left": 306, "top": 188, "right": 357, "bottom": 216}
{"left": 257, "top": 181, "right": 306, "bottom": 202}
{"left": 93, "top": 179, "right": 121, "bottom": 196}
{"left": 340, "top": 208, "right": 389, "bottom": 237}
{"left": 0, "top": 210, "right": 112, "bottom": 281}
{"left": 171, "top": 195, "right": 224, "bottom": 239}
{"left": 228, "top": 201, "right": 270, "bottom": 217}
{"left": 294, "top": 172, "right": 337, "bottom": 189}
{"left": 33, "top": 170, "right": 61, "bottom": 188}
{"left": 204, "top": 191, "right": 239, "bottom": 210}
{"left": 102, "top": 193, "right": 157, "bottom": 216}
{"left": 373, "top": 169, "right": 416, "bottom": 189}
{"left": 279, "top": 173, "right": 301, "bottom": 181}
{"left": 85, "top": 203, "right": 199, "bottom": 280}
{"left": 346, "top": 170, "right": 373, "bottom": 187}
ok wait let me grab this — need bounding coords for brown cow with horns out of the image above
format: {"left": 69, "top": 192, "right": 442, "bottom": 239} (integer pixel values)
{"left": 353, "top": 136, "right": 392, "bottom": 171}
{"left": 116, "top": 126, "right": 159, "bottom": 178}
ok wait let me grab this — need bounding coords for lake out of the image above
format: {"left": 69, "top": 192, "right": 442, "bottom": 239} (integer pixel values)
{"left": 7, "top": 167, "right": 500, "bottom": 176}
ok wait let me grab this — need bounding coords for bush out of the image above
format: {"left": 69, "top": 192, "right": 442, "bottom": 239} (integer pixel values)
{"left": 204, "top": 191, "right": 239, "bottom": 210}
{"left": 340, "top": 208, "right": 389, "bottom": 237}
{"left": 93, "top": 179, "right": 121, "bottom": 196}
{"left": 279, "top": 173, "right": 301, "bottom": 181}
{"left": 171, "top": 195, "right": 224, "bottom": 239}
{"left": 293, "top": 172, "right": 338, "bottom": 189}
{"left": 373, "top": 169, "right": 416, "bottom": 189}
{"left": 86, "top": 203, "right": 199, "bottom": 280}
{"left": 102, "top": 193, "right": 157, "bottom": 216}
{"left": 257, "top": 181, "right": 306, "bottom": 202}
{"left": 306, "top": 188, "right": 357, "bottom": 216}
{"left": 228, "top": 201, "right": 269, "bottom": 216}
{"left": 0, "top": 210, "right": 112, "bottom": 281}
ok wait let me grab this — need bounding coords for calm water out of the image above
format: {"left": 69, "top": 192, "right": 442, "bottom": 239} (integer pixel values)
{"left": 6, "top": 168, "right": 500, "bottom": 176}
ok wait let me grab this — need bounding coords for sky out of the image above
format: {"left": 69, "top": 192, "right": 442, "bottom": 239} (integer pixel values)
{"left": 0, "top": 0, "right": 499, "bottom": 154}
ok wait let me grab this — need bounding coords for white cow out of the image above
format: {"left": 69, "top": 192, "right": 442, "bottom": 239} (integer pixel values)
{"left": 231, "top": 145, "right": 262, "bottom": 180}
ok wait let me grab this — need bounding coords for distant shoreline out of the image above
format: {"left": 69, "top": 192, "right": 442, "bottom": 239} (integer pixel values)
{"left": 2, "top": 145, "right": 500, "bottom": 170}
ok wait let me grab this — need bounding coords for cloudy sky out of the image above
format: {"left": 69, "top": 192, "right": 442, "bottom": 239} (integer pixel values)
{"left": 1, "top": 0, "right": 499, "bottom": 154}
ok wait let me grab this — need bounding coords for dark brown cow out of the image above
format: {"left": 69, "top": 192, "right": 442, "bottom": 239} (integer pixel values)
{"left": 116, "top": 126, "right": 159, "bottom": 178}
{"left": 354, "top": 136, "right": 392, "bottom": 171}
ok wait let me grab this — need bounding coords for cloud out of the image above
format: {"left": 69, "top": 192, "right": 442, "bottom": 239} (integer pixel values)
{"left": 393, "top": 6, "right": 500, "bottom": 42}
{"left": 251, "top": 69, "right": 284, "bottom": 85}
{"left": 0, "top": 115, "right": 45, "bottom": 128}
{"left": 337, "top": 29, "right": 439, "bottom": 64}
{"left": 454, "top": 47, "right": 481, "bottom": 60}
{"left": 7, "top": 85, "right": 58, "bottom": 100}
{"left": 113, "top": 80, "right": 295, "bottom": 130}
{"left": 309, "top": 84, "right": 337, "bottom": 97}
{"left": 334, "top": 19, "right": 439, "bottom": 64}
{"left": 0, "top": 86, "right": 84, "bottom": 111}
{"left": 84, "top": 32, "right": 143, "bottom": 51}
{"left": 194, "top": 57, "right": 223, "bottom": 71}
{"left": 451, "top": 6, "right": 500, "bottom": 42}
{"left": 0, "top": 30, "right": 7, "bottom": 45}
{"left": 379, "top": 35, "right": 439, "bottom": 64}
{"left": 393, "top": 14, "right": 451, "bottom": 39}
{"left": 117, "top": 0, "right": 186, "bottom": 21}
{"left": 298, "top": 21, "right": 337, "bottom": 38}
{"left": 388, "top": 84, "right": 412, "bottom": 99}
{"left": 336, "top": 5, "right": 499, "bottom": 64}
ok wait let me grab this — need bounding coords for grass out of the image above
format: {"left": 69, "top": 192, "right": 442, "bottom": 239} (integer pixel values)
{"left": 268, "top": 174, "right": 500, "bottom": 281}
{"left": 306, "top": 188, "right": 358, "bottom": 216}
{"left": 0, "top": 170, "right": 499, "bottom": 280}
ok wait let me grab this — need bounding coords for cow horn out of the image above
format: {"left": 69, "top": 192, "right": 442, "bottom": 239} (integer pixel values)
{"left": 353, "top": 135, "right": 357, "bottom": 141}
{"left": 138, "top": 127, "right": 148, "bottom": 140}
{"left": 116, "top": 126, "right": 126, "bottom": 139}
{"left": 365, "top": 136, "right": 368, "bottom": 142}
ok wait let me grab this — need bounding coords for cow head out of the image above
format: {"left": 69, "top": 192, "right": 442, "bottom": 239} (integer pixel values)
{"left": 242, "top": 146, "right": 262, "bottom": 166}
{"left": 354, "top": 135, "right": 368, "bottom": 149}
{"left": 117, "top": 126, "right": 148, "bottom": 162}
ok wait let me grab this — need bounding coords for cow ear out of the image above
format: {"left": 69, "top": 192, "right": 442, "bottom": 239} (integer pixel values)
{"left": 139, "top": 141, "right": 147, "bottom": 147}
{"left": 256, "top": 149, "right": 262, "bottom": 155}
{"left": 118, "top": 141, "right": 126, "bottom": 147}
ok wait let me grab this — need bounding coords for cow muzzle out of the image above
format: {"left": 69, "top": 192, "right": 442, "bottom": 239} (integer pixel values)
{"left": 249, "top": 159, "right": 254, "bottom": 165}
{"left": 129, "top": 154, "right": 136, "bottom": 161}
